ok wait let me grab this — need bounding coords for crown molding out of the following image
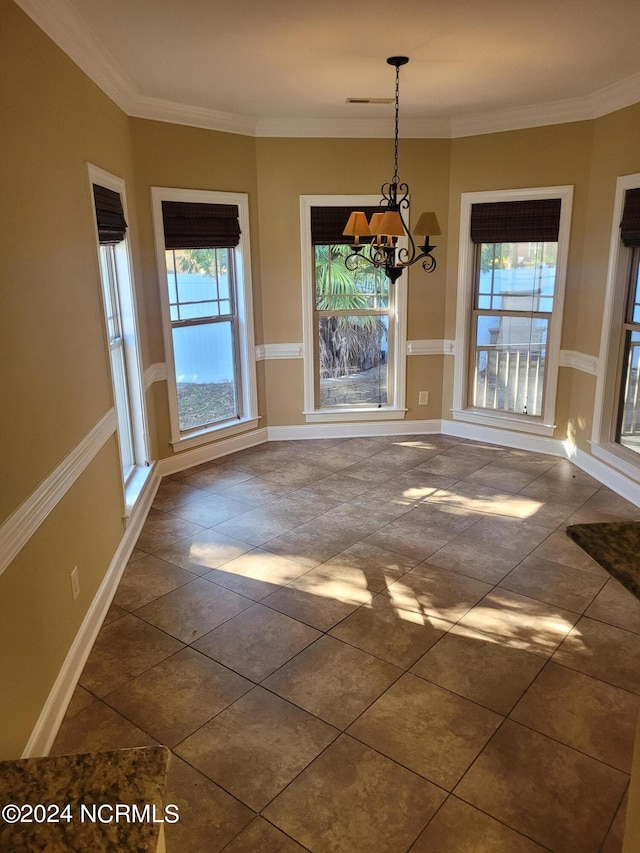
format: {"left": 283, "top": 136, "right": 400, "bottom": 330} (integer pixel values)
{"left": 450, "top": 73, "right": 640, "bottom": 138}
{"left": 15, "top": 0, "right": 640, "bottom": 140}
{"left": 254, "top": 116, "right": 452, "bottom": 139}
{"left": 129, "top": 96, "right": 258, "bottom": 137}
{"left": 14, "top": 0, "right": 137, "bottom": 113}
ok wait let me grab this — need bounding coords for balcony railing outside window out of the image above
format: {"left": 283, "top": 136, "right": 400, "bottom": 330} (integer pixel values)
{"left": 471, "top": 241, "right": 556, "bottom": 418}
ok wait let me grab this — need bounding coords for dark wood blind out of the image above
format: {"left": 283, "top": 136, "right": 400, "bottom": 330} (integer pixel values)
{"left": 93, "top": 184, "right": 127, "bottom": 244}
{"left": 470, "top": 198, "right": 562, "bottom": 244}
{"left": 311, "top": 205, "right": 385, "bottom": 245}
{"left": 162, "top": 201, "right": 241, "bottom": 249}
{"left": 621, "top": 188, "right": 640, "bottom": 247}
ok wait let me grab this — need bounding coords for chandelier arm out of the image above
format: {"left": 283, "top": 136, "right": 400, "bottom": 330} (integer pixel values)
{"left": 421, "top": 254, "right": 437, "bottom": 273}
{"left": 344, "top": 250, "right": 366, "bottom": 272}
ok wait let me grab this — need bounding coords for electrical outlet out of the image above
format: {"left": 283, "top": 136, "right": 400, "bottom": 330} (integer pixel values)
{"left": 70, "top": 566, "right": 80, "bottom": 601}
{"left": 418, "top": 391, "right": 429, "bottom": 405}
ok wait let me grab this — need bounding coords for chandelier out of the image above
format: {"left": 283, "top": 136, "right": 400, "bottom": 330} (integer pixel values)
{"left": 343, "top": 57, "right": 441, "bottom": 284}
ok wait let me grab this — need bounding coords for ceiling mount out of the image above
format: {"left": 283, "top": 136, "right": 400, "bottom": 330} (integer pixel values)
{"left": 387, "top": 56, "right": 409, "bottom": 69}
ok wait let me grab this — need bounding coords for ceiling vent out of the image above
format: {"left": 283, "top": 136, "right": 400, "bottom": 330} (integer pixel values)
{"left": 346, "top": 97, "right": 394, "bottom": 104}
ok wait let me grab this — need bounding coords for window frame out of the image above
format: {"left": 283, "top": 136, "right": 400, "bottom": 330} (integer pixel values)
{"left": 592, "top": 172, "right": 640, "bottom": 480}
{"left": 453, "top": 186, "right": 573, "bottom": 436}
{"left": 88, "top": 164, "right": 151, "bottom": 515}
{"left": 300, "top": 195, "right": 408, "bottom": 423}
{"left": 151, "top": 187, "right": 258, "bottom": 449}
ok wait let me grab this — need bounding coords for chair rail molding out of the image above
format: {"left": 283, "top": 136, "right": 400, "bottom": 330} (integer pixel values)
{"left": 407, "top": 340, "right": 456, "bottom": 356}
{"left": 143, "top": 362, "right": 168, "bottom": 391}
{"left": 255, "top": 343, "right": 303, "bottom": 361}
{"left": 558, "top": 350, "right": 599, "bottom": 375}
{"left": 0, "top": 409, "right": 117, "bottom": 577}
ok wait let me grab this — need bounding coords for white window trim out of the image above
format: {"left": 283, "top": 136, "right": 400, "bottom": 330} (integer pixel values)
{"left": 300, "top": 194, "right": 407, "bottom": 423}
{"left": 452, "top": 185, "right": 574, "bottom": 437}
{"left": 88, "top": 163, "right": 152, "bottom": 517}
{"left": 591, "top": 172, "right": 640, "bottom": 482}
{"left": 151, "top": 187, "right": 259, "bottom": 449}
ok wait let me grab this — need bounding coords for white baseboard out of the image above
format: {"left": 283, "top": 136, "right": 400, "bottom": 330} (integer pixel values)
{"left": 441, "top": 418, "right": 565, "bottom": 457}
{"left": 571, "top": 446, "right": 640, "bottom": 506}
{"left": 23, "top": 464, "right": 161, "bottom": 758}
{"left": 441, "top": 418, "right": 640, "bottom": 507}
{"left": 267, "top": 419, "right": 443, "bottom": 441}
{"left": 157, "top": 427, "right": 269, "bottom": 477}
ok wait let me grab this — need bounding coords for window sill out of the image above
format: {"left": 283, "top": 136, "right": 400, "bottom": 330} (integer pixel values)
{"left": 123, "top": 463, "right": 155, "bottom": 520}
{"left": 304, "top": 407, "right": 407, "bottom": 423}
{"left": 170, "top": 416, "right": 261, "bottom": 451}
{"left": 451, "top": 408, "right": 556, "bottom": 437}
{"left": 590, "top": 441, "right": 640, "bottom": 483}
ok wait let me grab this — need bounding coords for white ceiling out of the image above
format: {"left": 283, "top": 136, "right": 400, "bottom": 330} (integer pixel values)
{"left": 16, "top": 0, "right": 640, "bottom": 137}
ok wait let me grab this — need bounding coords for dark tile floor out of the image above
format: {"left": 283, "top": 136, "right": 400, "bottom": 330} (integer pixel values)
{"left": 52, "top": 435, "right": 640, "bottom": 852}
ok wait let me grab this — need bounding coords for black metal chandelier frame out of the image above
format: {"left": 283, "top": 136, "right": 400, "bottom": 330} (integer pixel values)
{"left": 345, "top": 57, "right": 438, "bottom": 284}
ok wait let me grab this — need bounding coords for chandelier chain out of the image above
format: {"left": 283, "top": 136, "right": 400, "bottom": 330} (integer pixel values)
{"left": 393, "top": 64, "right": 400, "bottom": 183}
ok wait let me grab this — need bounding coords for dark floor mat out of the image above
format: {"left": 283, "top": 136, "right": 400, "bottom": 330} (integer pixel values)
{"left": 566, "top": 522, "right": 640, "bottom": 600}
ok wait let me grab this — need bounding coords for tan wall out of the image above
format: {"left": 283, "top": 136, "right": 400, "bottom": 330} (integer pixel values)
{"left": 0, "top": 0, "right": 143, "bottom": 757}
{"left": 255, "top": 137, "right": 451, "bottom": 421}
{"left": 0, "top": 439, "right": 125, "bottom": 756}
{"left": 0, "top": 0, "right": 140, "bottom": 518}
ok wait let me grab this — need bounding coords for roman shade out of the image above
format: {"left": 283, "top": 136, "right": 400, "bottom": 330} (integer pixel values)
{"left": 311, "top": 205, "right": 385, "bottom": 245}
{"left": 161, "top": 201, "right": 240, "bottom": 249}
{"left": 93, "top": 184, "right": 127, "bottom": 244}
{"left": 621, "top": 188, "right": 640, "bottom": 247}
{"left": 470, "top": 198, "right": 562, "bottom": 244}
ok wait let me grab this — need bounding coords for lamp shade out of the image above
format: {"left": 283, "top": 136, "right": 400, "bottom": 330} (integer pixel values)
{"left": 342, "top": 211, "right": 371, "bottom": 238}
{"left": 378, "top": 210, "right": 405, "bottom": 237}
{"left": 368, "top": 212, "right": 386, "bottom": 236}
{"left": 413, "top": 212, "right": 441, "bottom": 237}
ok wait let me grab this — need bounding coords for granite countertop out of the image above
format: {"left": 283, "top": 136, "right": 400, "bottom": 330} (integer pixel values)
{"left": 0, "top": 746, "right": 170, "bottom": 852}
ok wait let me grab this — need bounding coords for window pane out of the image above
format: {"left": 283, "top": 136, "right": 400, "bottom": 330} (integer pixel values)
{"left": 618, "top": 329, "right": 640, "bottom": 453}
{"left": 99, "top": 245, "right": 121, "bottom": 342}
{"left": 631, "top": 262, "right": 640, "bottom": 323}
{"left": 111, "top": 343, "right": 134, "bottom": 475}
{"left": 180, "top": 301, "right": 218, "bottom": 321}
{"left": 166, "top": 248, "right": 232, "bottom": 320}
{"left": 473, "top": 315, "right": 547, "bottom": 416}
{"left": 315, "top": 245, "right": 388, "bottom": 311}
{"left": 318, "top": 314, "right": 388, "bottom": 407}
{"left": 172, "top": 321, "right": 238, "bottom": 431}
{"left": 477, "top": 242, "right": 556, "bottom": 313}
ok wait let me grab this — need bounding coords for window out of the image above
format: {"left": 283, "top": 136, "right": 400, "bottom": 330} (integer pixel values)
{"left": 152, "top": 189, "right": 258, "bottom": 448}
{"left": 593, "top": 177, "right": 640, "bottom": 476}
{"left": 615, "top": 190, "right": 640, "bottom": 455}
{"left": 89, "top": 166, "right": 149, "bottom": 510}
{"left": 454, "top": 187, "right": 573, "bottom": 436}
{"left": 301, "top": 196, "right": 407, "bottom": 422}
